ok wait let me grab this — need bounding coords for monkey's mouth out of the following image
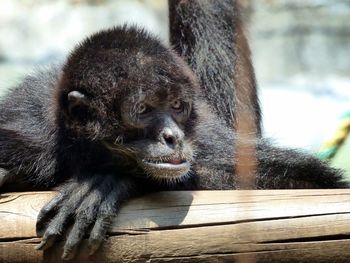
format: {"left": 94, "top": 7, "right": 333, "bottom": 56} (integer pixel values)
{"left": 141, "top": 157, "right": 190, "bottom": 178}
{"left": 143, "top": 158, "right": 189, "bottom": 169}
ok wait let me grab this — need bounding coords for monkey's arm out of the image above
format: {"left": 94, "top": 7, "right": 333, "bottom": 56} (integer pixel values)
{"left": 192, "top": 118, "right": 348, "bottom": 190}
{"left": 256, "top": 141, "right": 348, "bottom": 189}
{"left": 35, "top": 173, "right": 137, "bottom": 260}
{"left": 194, "top": 141, "right": 347, "bottom": 190}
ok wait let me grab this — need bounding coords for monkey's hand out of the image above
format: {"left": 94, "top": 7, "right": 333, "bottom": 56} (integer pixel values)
{"left": 35, "top": 174, "right": 132, "bottom": 260}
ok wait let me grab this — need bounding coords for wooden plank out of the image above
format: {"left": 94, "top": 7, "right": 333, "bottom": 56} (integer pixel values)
{"left": 1, "top": 190, "right": 350, "bottom": 262}
{"left": 0, "top": 191, "right": 56, "bottom": 239}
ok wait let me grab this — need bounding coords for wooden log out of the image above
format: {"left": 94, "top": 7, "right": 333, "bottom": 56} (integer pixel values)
{"left": 0, "top": 190, "right": 350, "bottom": 262}
{"left": 1, "top": 190, "right": 350, "bottom": 262}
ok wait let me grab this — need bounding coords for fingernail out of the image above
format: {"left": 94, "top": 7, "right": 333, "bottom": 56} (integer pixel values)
{"left": 35, "top": 242, "right": 44, "bottom": 250}
{"left": 62, "top": 252, "right": 72, "bottom": 261}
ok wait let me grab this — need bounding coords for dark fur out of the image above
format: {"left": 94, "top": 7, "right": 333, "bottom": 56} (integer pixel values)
{"left": 0, "top": 18, "right": 347, "bottom": 263}
{"left": 169, "top": 0, "right": 261, "bottom": 134}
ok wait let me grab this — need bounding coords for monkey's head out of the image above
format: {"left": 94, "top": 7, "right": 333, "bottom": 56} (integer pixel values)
{"left": 56, "top": 26, "right": 201, "bottom": 181}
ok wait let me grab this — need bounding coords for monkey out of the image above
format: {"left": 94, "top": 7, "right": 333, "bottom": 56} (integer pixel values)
{"left": 0, "top": 26, "right": 225, "bottom": 259}
{"left": 0, "top": 25, "right": 347, "bottom": 260}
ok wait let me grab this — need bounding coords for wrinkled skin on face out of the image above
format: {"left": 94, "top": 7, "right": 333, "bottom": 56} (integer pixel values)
{"left": 108, "top": 92, "right": 195, "bottom": 181}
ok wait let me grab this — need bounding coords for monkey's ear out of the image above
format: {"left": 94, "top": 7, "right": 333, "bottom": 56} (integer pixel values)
{"left": 67, "top": 90, "right": 89, "bottom": 119}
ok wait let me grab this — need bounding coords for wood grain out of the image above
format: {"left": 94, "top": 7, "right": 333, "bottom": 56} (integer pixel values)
{"left": 1, "top": 190, "right": 350, "bottom": 262}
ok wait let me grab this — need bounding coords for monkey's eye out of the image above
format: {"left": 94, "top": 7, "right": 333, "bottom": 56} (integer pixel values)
{"left": 137, "top": 103, "right": 150, "bottom": 115}
{"left": 171, "top": 100, "right": 183, "bottom": 111}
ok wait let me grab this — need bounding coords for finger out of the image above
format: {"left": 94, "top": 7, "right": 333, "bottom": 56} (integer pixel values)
{"left": 36, "top": 197, "right": 77, "bottom": 251}
{"left": 36, "top": 181, "right": 79, "bottom": 234}
{"left": 61, "top": 212, "right": 95, "bottom": 260}
{"left": 87, "top": 215, "right": 113, "bottom": 255}
{"left": 35, "top": 217, "right": 68, "bottom": 251}
{"left": 35, "top": 228, "right": 59, "bottom": 251}
{"left": 36, "top": 193, "right": 64, "bottom": 235}
{"left": 87, "top": 188, "right": 119, "bottom": 256}
{"left": 87, "top": 177, "right": 134, "bottom": 256}
{"left": 37, "top": 178, "right": 95, "bottom": 237}
{"left": 62, "top": 186, "right": 105, "bottom": 260}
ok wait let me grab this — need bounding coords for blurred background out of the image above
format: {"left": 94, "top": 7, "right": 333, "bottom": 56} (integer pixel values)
{"left": 0, "top": 0, "right": 349, "bottom": 173}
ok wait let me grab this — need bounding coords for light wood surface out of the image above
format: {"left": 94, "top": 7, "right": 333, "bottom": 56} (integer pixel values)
{"left": 1, "top": 190, "right": 350, "bottom": 262}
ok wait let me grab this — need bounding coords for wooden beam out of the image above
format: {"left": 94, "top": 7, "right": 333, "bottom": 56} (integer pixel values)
{"left": 1, "top": 190, "right": 350, "bottom": 262}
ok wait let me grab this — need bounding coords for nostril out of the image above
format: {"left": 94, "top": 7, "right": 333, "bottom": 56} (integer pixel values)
{"left": 163, "top": 133, "right": 175, "bottom": 145}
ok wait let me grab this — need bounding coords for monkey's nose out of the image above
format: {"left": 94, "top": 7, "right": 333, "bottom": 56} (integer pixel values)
{"left": 161, "top": 128, "right": 178, "bottom": 147}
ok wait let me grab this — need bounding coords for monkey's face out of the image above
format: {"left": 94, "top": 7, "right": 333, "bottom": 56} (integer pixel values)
{"left": 108, "top": 87, "right": 196, "bottom": 181}
{"left": 59, "top": 46, "right": 199, "bottom": 182}
{"left": 103, "top": 60, "right": 198, "bottom": 181}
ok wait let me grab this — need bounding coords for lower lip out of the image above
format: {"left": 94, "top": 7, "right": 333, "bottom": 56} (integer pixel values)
{"left": 143, "top": 160, "right": 190, "bottom": 170}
